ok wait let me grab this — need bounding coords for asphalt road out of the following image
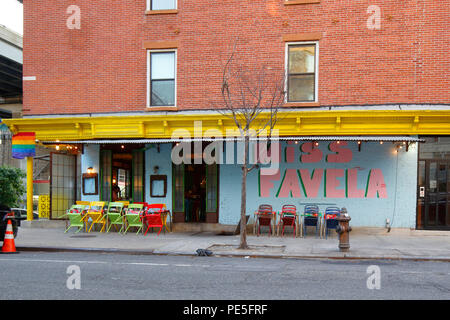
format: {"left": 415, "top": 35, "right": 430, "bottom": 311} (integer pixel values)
{"left": 0, "top": 251, "right": 449, "bottom": 300}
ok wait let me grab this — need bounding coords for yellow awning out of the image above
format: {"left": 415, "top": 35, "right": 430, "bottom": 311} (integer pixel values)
{"left": 3, "top": 109, "right": 450, "bottom": 141}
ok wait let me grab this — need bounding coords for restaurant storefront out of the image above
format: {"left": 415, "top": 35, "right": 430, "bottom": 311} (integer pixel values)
{"left": 3, "top": 109, "right": 450, "bottom": 231}
{"left": 72, "top": 136, "right": 420, "bottom": 230}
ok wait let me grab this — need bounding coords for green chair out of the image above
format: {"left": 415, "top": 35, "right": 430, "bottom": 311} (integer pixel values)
{"left": 64, "top": 213, "right": 85, "bottom": 233}
{"left": 106, "top": 202, "right": 125, "bottom": 233}
{"left": 123, "top": 203, "right": 144, "bottom": 235}
{"left": 62, "top": 205, "right": 87, "bottom": 233}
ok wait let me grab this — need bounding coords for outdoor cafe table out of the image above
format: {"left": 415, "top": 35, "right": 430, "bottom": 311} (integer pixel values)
{"left": 159, "top": 210, "right": 172, "bottom": 233}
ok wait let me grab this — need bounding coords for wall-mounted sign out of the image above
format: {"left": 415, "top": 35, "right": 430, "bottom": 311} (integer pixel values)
{"left": 150, "top": 175, "right": 167, "bottom": 198}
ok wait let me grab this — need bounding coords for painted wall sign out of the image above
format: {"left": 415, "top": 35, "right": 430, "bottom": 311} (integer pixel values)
{"left": 258, "top": 142, "right": 388, "bottom": 199}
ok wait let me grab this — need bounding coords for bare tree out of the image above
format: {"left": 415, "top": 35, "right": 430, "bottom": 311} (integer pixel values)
{"left": 218, "top": 47, "right": 285, "bottom": 249}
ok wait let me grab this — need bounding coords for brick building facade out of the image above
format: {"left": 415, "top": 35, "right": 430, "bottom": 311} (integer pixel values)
{"left": 4, "top": 0, "right": 450, "bottom": 231}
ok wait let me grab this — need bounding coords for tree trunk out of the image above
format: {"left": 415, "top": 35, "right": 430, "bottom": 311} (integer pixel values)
{"left": 239, "top": 135, "right": 249, "bottom": 249}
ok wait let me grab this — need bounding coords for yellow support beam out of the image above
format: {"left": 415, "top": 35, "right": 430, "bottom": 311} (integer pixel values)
{"left": 3, "top": 109, "right": 450, "bottom": 141}
{"left": 26, "top": 157, "right": 33, "bottom": 221}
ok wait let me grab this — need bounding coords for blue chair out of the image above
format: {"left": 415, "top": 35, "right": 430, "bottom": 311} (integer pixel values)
{"left": 303, "top": 205, "right": 320, "bottom": 238}
{"left": 324, "top": 207, "right": 341, "bottom": 239}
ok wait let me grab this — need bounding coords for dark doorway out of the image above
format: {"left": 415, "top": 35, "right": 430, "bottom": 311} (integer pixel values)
{"left": 100, "top": 144, "right": 145, "bottom": 202}
{"left": 184, "top": 164, "right": 206, "bottom": 222}
{"left": 171, "top": 142, "right": 219, "bottom": 223}
{"left": 172, "top": 162, "right": 219, "bottom": 224}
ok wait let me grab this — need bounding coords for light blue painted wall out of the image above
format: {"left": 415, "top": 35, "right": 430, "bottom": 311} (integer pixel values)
{"left": 145, "top": 144, "right": 172, "bottom": 211}
{"left": 219, "top": 141, "right": 418, "bottom": 228}
{"left": 80, "top": 141, "right": 418, "bottom": 228}
{"left": 80, "top": 144, "right": 100, "bottom": 202}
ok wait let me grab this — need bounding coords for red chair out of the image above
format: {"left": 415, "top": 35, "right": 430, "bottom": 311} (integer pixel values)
{"left": 255, "top": 204, "right": 275, "bottom": 236}
{"left": 278, "top": 205, "right": 297, "bottom": 238}
{"left": 146, "top": 203, "right": 171, "bottom": 233}
{"left": 142, "top": 213, "right": 163, "bottom": 236}
{"left": 146, "top": 204, "right": 166, "bottom": 214}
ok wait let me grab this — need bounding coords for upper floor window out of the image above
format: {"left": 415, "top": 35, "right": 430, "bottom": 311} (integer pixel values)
{"left": 148, "top": 50, "right": 176, "bottom": 107}
{"left": 286, "top": 42, "right": 318, "bottom": 103}
{"left": 148, "top": 0, "right": 177, "bottom": 10}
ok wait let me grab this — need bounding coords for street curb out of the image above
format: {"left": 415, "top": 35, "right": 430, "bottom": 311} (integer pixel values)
{"left": 15, "top": 246, "right": 450, "bottom": 262}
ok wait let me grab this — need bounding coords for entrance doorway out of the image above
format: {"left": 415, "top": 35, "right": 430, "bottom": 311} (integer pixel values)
{"left": 417, "top": 159, "right": 450, "bottom": 230}
{"left": 184, "top": 164, "right": 206, "bottom": 222}
{"left": 100, "top": 144, "right": 145, "bottom": 203}
{"left": 172, "top": 163, "right": 218, "bottom": 223}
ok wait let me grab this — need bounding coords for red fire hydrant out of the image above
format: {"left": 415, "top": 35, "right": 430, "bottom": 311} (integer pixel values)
{"left": 336, "top": 208, "right": 351, "bottom": 252}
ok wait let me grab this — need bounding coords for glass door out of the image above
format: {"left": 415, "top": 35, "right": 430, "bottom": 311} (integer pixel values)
{"left": 172, "top": 164, "right": 185, "bottom": 222}
{"left": 205, "top": 164, "right": 218, "bottom": 223}
{"left": 420, "top": 160, "right": 450, "bottom": 229}
{"left": 100, "top": 149, "right": 112, "bottom": 202}
{"left": 132, "top": 149, "right": 144, "bottom": 202}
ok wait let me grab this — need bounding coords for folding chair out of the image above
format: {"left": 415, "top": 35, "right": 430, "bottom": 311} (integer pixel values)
{"left": 278, "top": 205, "right": 297, "bottom": 238}
{"left": 302, "top": 205, "right": 320, "bottom": 238}
{"left": 142, "top": 213, "right": 163, "bottom": 236}
{"left": 123, "top": 203, "right": 144, "bottom": 235}
{"left": 147, "top": 203, "right": 171, "bottom": 233}
{"left": 255, "top": 204, "right": 275, "bottom": 236}
{"left": 105, "top": 202, "right": 125, "bottom": 233}
{"left": 323, "top": 207, "right": 341, "bottom": 239}
{"left": 62, "top": 205, "right": 87, "bottom": 233}
{"left": 82, "top": 201, "right": 107, "bottom": 233}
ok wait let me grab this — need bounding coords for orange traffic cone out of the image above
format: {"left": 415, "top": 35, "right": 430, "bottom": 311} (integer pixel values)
{"left": 1, "top": 219, "right": 17, "bottom": 254}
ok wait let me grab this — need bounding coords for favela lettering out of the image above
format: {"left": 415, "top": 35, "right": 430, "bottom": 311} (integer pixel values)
{"left": 258, "top": 141, "right": 387, "bottom": 199}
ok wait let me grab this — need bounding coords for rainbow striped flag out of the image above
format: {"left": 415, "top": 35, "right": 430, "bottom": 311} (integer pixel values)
{"left": 12, "top": 132, "right": 36, "bottom": 159}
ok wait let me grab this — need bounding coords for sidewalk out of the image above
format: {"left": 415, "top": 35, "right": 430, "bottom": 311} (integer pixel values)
{"left": 11, "top": 220, "right": 450, "bottom": 261}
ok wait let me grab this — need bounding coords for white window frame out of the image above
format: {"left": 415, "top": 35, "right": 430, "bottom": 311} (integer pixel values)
{"left": 285, "top": 41, "right": 319, "bottom": 103}
{"left": 147, "top": 0, "right": 177, "bottom": 11}
{"left": 147, "top": 49, "right": 177, "bottom": 108}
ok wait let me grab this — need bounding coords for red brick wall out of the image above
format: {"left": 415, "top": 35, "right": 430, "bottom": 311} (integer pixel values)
{"left": 22, "top": 0, "right": 450, "bottom": 115}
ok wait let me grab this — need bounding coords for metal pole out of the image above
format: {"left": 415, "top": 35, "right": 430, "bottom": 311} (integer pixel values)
{"left": 27, "top": 156, "right": 33, "bottom": 221}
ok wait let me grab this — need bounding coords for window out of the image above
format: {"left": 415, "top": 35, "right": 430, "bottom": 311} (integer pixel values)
{"left": 148, "top": 50, "right": 176, "bottom": 107}
{"left": 286, "top": 42, "right": 318, "bottom": 102}
{"left": 149, "top": 0, "right": 177, "bottom": 10}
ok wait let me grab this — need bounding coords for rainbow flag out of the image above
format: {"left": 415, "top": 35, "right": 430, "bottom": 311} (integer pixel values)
{"left": 12, "top": 132, "right": 36, "bottom": 159}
